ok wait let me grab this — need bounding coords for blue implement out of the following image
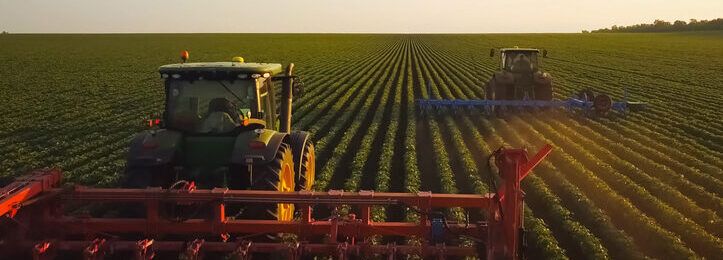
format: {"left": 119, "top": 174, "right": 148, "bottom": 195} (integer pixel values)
{"left": 416, "top": 98, "right": 647, "bottom": 114}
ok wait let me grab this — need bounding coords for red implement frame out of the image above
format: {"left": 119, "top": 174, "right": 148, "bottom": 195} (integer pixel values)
{"left": 0, "top": 145, "right": 551, "bottom": 259}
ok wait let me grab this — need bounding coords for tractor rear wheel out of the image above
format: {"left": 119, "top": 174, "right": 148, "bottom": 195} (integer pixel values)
{"left": 245, "top": 143, "right": 296, "bottom": 221}
{"left": 290, "top": 132, "right": 316, "bottom": 191}
{"left": 296, "top": 142, "right": 315, "bottom": 191}
{"left": 534, "top": 83, "right": 553, "bottom": 101}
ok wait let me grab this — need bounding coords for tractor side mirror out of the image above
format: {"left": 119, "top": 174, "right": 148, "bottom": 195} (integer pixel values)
{"left": 542, "top": 49, "right": 548, "bottom": 58}
{"left": 489, "top": 48, "right": 495, "bottom": 57}
{"left": 292, "top": 78, "right": 305, "bottom": 98}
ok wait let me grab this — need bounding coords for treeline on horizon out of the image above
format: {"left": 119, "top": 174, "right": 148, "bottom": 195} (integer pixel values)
{"left": 589, "top": 18, "right": 722, "bottom": 33}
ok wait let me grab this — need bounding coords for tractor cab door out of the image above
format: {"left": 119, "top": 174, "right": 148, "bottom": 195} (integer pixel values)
{"left": 257, "top": 77, "right": 277, "bottom": 130}
{"left": 501, "top": 52, "right": 513, "bottom": 71}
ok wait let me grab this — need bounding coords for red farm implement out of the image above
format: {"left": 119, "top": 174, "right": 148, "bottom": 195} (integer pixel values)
{"left": 0, "top": 145, "right": 551, "bottom": 259}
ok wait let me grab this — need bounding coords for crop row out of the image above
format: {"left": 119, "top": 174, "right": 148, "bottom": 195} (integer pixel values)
{"left": 409, "top": 38, "right": 570, "bottom": 258}
{"left": 413, "top": 36, "right": 721, "bottom": 258}
{"left": 413, "top": 39, "right": 614, "bottom": 259}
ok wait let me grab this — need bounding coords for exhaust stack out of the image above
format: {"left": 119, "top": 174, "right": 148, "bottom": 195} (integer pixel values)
{"left": 279, "top": 63, "right": 294, "bottom": 133}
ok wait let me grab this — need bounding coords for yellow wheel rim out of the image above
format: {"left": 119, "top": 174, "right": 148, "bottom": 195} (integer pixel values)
{"left": 277, "top": 150, "right": 295, "bottom": 221}
{"left": 304, "top": 145, "right": 316, "bottom": 191}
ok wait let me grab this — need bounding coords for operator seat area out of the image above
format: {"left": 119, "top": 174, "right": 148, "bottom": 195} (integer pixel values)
{"left": 510, "top": 54, "right": 534, "bottom": 99}
{"left": 199, "top": 98, "right": 241, "bottom": 133}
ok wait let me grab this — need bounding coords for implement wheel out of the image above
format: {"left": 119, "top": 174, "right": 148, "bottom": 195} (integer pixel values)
{"left": 248, "top": 143, "right": 296, "bottom": 221}
{"left": 593, "top": 94, "right": 613, "bottom": 115}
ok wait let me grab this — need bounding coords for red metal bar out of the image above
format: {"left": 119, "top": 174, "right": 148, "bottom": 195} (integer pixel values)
{"left": 1, "top": 145, "right": 551, "bottom": 259}
{"left": 520, "top": 144, "right": 553, "bottom": 180}
{"left": 43, "top": 218, "right": 485, "bottom": 238}
{"left": 0, "top": 169, "right": 61, "bottom": 217}
{"left": 30, "top": 240, "right": 477, "bottom": 256}
{"left": 487, "top": 145, "right": 551, "bottom": 259}
{"left": 62, "top": 188, "right": 493, "bottom": 209}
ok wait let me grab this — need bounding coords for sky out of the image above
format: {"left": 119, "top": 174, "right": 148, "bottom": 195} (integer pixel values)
{"left": 0, "top": 0, "right": 721, "bottom": 33}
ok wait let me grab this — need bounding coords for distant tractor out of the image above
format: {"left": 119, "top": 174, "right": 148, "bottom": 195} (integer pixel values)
{"left": 124, "top": 53, "right": 314, "bottom": 221}
{"left": 417, "top": 47, "right": 647, "bottom": 116}
{"left": 485, "top": 47, "right": 553, "bottom": 102}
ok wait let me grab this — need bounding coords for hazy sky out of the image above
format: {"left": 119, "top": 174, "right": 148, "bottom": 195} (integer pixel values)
{"left": 1, "top": 0, "right": 720, "bottom": 33}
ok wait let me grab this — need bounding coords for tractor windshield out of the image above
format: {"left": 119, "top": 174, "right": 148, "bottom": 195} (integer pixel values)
{"left": 503, "top": 52, "right": 539, "bottom": 72}
{"left": 166, "top": 79, "right": 257, "bottom": 134}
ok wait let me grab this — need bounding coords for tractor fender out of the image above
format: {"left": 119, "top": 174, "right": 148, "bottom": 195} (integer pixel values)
{"left": 126, "top": 129, "right": 182, "bottom": 167}
{"left": 230, "top": 129, "right": 289, "bottom": 165}
{"left": 494, "top": 71, "right": 514, "bottom": 85}
{"left": 533, "top": 71, "right": 552, "bottom": 86}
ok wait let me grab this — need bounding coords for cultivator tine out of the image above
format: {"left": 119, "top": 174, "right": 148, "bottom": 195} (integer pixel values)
{"left": 435, "top": 243, "right": 447, "bottom": 260}
{"left": 386, "top": 242, "right": 397, "bottom": 260}
{"left": 228, "top": 240, "right": 252, "bottom": 260}
{"left": 180, "top": 239, "right": 204, "bottom": 260}
{"left": 135, "top": 239, "right": 155, "bottom": 260}
{"left": 268, "top": 209, "right": 278, "bottom": 219}
{"left": 220, "top": 233, "right": 231, "bottom": 242}
{"left": 287, "top": 242, "right": 302, "bottom": 260}
{"left": 336, "top": 242, "right": 350, "bottom": 260}
{"left": 83, "top": 238, "right": 107, "bottom": 260}
{"left": 32, "top": 241, "right": 54, "bottom": 260}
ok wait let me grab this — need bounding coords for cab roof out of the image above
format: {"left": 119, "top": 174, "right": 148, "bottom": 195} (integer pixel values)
{"left": 159, "top": 62, "right": 284, "bottom": 75}
{"left": 500, "top": 48, "right": 540, "bottom": 53}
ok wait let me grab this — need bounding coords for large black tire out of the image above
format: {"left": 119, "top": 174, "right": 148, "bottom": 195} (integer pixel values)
{"left": 121, "top": 167, "right": 152, "bottom": 188}
{"left": 120, "top": 165, "right": 176, "bottom": 218}
{"left": 243, "top": 143, "right": 296, "bottom": 221}
{"left": 121, "top": 165, "right": 174, "bottom": 188}
{"left": 290, "top": 132, "right": 315, "bottom": 191}
{"left": 534, "top": 83, "right": 553, "bottom": 101}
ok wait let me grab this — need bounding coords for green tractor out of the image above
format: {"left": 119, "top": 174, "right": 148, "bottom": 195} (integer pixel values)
{"left": 123, "top": 54, "right": 314, "bottom": 221}
{"left": 485, "top": 47, "right": 553, "bottom": 101}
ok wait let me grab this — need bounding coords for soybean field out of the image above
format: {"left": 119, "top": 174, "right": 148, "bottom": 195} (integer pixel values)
{"left": 0, "top": 33, "right": 721, "bottom": 259}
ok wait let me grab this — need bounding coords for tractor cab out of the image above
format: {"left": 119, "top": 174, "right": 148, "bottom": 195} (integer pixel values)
{"left": 492, "top": 47, "right": 546, "bottom": 73}
{"left": 159, "top": 61, "right": 284, "bottom": 134}
{"left": 486, "top": 47, "right": 553, "bottom": 101}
